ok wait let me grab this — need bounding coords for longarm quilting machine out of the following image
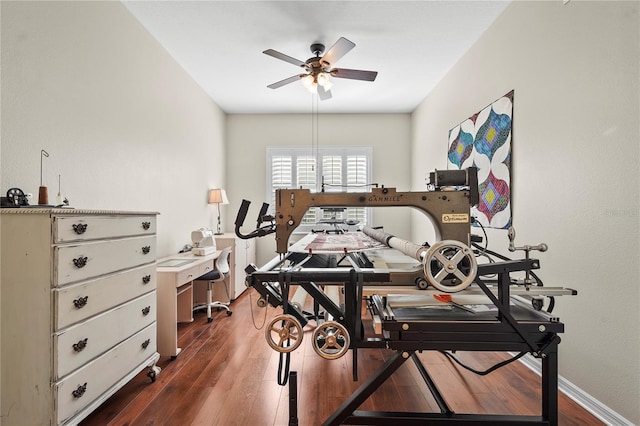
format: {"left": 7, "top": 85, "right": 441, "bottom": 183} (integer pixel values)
{"left": 234, "top": 167, "right": 576, "bottom": 426}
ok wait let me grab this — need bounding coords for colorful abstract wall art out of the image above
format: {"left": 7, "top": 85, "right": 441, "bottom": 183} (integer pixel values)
{"left": 447, "top": 90, "right": 513, "bottom": 229}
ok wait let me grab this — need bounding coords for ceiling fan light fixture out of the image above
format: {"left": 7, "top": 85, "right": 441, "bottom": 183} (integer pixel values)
{"left": 317, "top": 72, "right": 333, "bottom": 90}
{"left": 301, "top": 74, "right": 316, "bottom": 92}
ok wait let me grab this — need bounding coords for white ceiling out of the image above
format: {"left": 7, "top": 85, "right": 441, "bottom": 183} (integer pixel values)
{"left": 123, "top": 1, "right": 510, "bottom": 114}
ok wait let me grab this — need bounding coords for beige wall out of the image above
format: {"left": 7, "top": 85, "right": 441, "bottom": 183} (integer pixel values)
{"left": 0, "top": 1, "right": 226, "bottom": 257}
{"left": 226, "top": 114, "right": 411, "bottom": 266}
{"left": 411, "top": 1, "right": 639, "bottom": 422}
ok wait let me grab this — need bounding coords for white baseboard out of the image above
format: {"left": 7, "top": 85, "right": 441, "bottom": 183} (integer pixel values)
{"left": 518, "top": 354, "right": 636, "bottom": 426}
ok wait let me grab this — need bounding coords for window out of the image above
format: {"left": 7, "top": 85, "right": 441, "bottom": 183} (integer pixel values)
{"left": 266, "top": 146, "right": 372, "bottom": 232}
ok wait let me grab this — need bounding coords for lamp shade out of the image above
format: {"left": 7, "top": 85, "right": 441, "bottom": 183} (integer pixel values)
{"left": 208, "top": 188, "right": 229, "bottom": 205}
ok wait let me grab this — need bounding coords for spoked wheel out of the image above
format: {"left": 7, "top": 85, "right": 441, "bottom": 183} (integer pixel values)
{"left": 312, "top": 321, "right": 350, "bottom": 360}
{"left": 423, "top": 240, "right": 477, "bottom": 293}
{"left": 265, "top": 314, "right": 303, "bottom": 353}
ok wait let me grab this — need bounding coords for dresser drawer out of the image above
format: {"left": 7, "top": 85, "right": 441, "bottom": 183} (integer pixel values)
{"left": 53, "top": 215, "right": 156, "bottom": 243}
{"left": 54, "top": 264, "right": 156, "bottom": 330}
{"left": 54, "top": 292, "right": 156, "bottom": 379}
{"left": 54, "top": 323, "right": 157, "bottom": 425}
{"left": 198, "top": 260, "right": 215, "bottom": 277}
{"left": 175, "top": 260, "right": 215, "bottom": 286}
{"left": 54, "top": 235, "right": 156, "bottom": 286}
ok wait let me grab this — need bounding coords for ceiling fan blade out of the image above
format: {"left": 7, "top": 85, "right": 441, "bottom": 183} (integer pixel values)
{"left": 267, "top": 75, "right": 302, "bottom": 89}
{"left": 320, "top": 37, "right": 355, "bottom": 67}
{"left": 331, "top": 68, "right": 378, "bottom": 81}
{"left": 263, "top": 49, "right": 306, "bottom": 68}
{"left": 317, "top": 85, "right": 332, "bottom": 101}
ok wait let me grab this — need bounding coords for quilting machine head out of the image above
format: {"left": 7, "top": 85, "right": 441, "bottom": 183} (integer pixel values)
{"left": 271, "top": 167, "right": 479, "bottom": 254}
{"left": 234, "top": 167, "right": 479, "bottom": 256}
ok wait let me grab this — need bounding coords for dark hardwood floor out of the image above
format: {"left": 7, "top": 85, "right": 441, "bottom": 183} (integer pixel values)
{"left": 81, "top": 290, "right": 604, "bottom": 426}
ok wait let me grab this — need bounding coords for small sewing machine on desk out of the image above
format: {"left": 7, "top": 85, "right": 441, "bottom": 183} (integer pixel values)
{"left": 191, "top": 228, "right": 217, "bottom": 256}
{"left": 234, "top": 167, "right": 576, "bottom": 426}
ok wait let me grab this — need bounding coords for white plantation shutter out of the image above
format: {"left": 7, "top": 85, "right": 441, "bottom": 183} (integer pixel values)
{"left": 267, "top": 147, "right": 372, "bottom": 232}
{"left": 346, "top": 155, "right": 368, "bottom": 223}
{"left": 321, "top": 156, "right": 342, "bottom": 221}
{"left": 296, "top": 156, "right": 316, "bottom": 188}
{"left": 270, "top": 155, "right": 292, "bottom": 209}
{"left": 322, "top": 156, "right": 342, "bottom": 190}
{"left": 347, "top": 155, "right": 367, "bottom": 188}
{"left": 297, "top": 156, "right": 317, "bottom": 225}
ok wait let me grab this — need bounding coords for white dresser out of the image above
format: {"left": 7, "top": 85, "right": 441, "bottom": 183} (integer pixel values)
{"left": 0, "top": 209, "right": 161, "bottom": 425}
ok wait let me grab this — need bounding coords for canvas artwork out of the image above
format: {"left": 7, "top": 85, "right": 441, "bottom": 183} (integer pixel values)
{"left": 447, "top": 90, "right": 514, "bottom": 229}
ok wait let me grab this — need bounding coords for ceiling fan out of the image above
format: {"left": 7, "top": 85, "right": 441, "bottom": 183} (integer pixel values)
{"left": 263, "top": 37, "right": 378, "bottom": 100}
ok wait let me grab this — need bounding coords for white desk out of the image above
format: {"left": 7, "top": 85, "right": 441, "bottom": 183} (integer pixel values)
{"left": 156, "top": 251, "right": 220, "bottom": 358}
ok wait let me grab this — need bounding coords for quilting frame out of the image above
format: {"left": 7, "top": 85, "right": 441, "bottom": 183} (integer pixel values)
{"left": 447, "top": 90, "right": 514, "bottom": 229}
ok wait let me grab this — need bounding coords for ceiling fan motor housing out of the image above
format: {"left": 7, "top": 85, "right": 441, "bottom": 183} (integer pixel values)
{"left": 310, "top": 43, "right": 325, "bottom": 56}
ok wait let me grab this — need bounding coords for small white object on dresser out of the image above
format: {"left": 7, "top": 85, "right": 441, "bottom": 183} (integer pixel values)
{"left": 0, "top": 209, "right": 161, "bottom": 425}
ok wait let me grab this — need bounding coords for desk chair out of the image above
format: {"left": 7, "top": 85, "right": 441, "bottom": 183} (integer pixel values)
{"left": 193, "top": 246, "right": 233, "bottom": 323}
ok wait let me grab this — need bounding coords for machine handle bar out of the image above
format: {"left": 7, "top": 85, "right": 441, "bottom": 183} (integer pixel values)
{"left": 235, "top": 199, "right": 276, "bottom": 240}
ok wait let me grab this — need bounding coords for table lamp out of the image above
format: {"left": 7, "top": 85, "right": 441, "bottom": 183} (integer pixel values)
{"left": 208, "top": 188, "right": 229, "bottom": 235}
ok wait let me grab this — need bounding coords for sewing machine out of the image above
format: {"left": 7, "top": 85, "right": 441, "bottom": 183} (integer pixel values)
{"left": 191, "top": 228, "right": 216, "bottom": 256}
{"left": 234, "top": 167, "right": 576, "bottom": 426}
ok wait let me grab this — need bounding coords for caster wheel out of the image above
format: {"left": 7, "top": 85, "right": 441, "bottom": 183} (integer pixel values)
{"left": 147, "top": 370, "right": 156, "bottom": 382}
{"left": 415, "top": 277, "right": 429, "bottom": 290}
{"left": 207, "top": 317, "right": 213, "bottom": 323}
{"left": 226, "top": 311, "right": 233, "bottom": 316}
